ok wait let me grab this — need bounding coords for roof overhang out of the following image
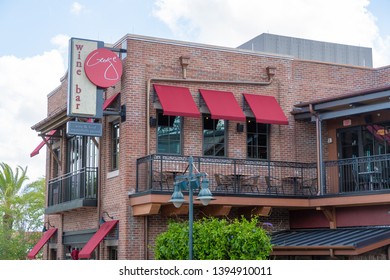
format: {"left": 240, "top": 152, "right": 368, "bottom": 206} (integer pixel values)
{"left": 271, "top": 227, "right": 390, "bottom": 256}
{"left": 31, "top": 107, "right": 70, "bottom": 134}
{"left": 292, "top": 86, "right": 390, "bottom": 121}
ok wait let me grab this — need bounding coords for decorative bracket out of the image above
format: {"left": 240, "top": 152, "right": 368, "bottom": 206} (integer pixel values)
{"left": 317, "top": 207, "right": 336, "bottom": 229}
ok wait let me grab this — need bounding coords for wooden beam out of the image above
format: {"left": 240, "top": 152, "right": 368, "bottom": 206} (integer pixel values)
{"left": 132, "top": 203, "right": 161, "bottom": 216}
{"left": 41, "top": 135, "right": 62, "bottom": 169}
{"left": 316, "top": 207, "right": 336, "bottom": 229}
{"left": 252, "top": 206, "right": 272, "bottom": 217}
{"left": 200, "top": 205, "right": 232, "bottom": 217}
{"left": 160, "top": 204, "right": 189, "bottom": 216}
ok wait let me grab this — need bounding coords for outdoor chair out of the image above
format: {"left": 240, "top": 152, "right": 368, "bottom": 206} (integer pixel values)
{"left": 265, "top": 176, "right": 284, "bottom": 195}
{"left": 240, "top": 175, "right": 260, "bottom": 193}
{"left": 300, "top": 178, "right": 318, "bottom": 195}
{"left": 214, "top": 173, "right": 234, "bottom": 192}
{"left": 152, "top": 170, "right": 173, "bottom": 190}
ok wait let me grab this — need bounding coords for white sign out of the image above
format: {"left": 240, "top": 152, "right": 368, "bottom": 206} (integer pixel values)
{"left": 67, "top": 38, "right": 102, "bottom": 117}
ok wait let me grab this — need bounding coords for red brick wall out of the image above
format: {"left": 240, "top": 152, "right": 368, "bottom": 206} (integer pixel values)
{"left": 41, "top": 35, "right": 390, "bottom": 259}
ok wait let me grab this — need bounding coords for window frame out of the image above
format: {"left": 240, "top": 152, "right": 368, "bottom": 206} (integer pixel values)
{"left": 202, "top": 114, "right": 227, "bottom": 157}
{"left": 156, "top": 111, "right": 183, "bottom": 155}
{"left": 246, "top": 118, "right": 269, "bottom": 160}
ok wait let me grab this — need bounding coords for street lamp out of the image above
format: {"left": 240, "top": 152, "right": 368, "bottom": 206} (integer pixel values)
{"left": 168, "top": 156, "right": 214, "bottom": 259}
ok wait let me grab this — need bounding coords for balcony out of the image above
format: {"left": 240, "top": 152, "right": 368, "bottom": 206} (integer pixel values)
{"left": 45, "top": 167, "right": 98, "bottom": 214}
{"left": 136, "top": 154, "right": 390, "bottom": 197}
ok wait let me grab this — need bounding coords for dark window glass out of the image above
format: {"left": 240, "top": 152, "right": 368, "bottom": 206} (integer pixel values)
{"left": 157, "top": 112, "right": 181, "bottom": 154}
{"left": 203, "top": 115, "right": 225, "bottom": 156}
{"left": 246, "top": 118, "right": 268, "bottom": 159}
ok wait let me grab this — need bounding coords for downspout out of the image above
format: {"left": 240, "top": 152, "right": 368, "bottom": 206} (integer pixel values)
{"left": 309, "top": 104, "right": 324, "bottom": 195}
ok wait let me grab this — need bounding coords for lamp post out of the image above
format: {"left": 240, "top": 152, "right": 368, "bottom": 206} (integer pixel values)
{"left": 169, "top": 156, "right": 214, "bottom": 260}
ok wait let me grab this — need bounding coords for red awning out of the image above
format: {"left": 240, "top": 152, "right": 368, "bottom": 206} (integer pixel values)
{"left": 153, "top": 84, "right": 200, "bottom": 118}
{"left": 243, "top": 93, "right": 289, "bottom": 125}
{"left": 30, "top": 130, "right": 57, "bottom": 157}
{"left": 199, "top": 89, "right": 246, "bottom": 121}
{"left": 78, "top": 220, "right": 118, "bottom": 259}
{"left": 27, "top": 228, "right": 57, "bottom": 259}
{"left": 103, "top": 92, "right": 120, "bottom": 110}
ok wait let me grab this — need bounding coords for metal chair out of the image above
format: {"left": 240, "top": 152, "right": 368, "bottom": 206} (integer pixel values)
{"left": 300, "top": 178, "right": 317, "bottom": 195}
{"left": 265, "top": 176, "right": 284, "bottom": 194}
{"left": 214, "top": 174, "right": 234, "bottom": 192}
{"left": 152, "top": 170, "right": 172, "bottom": 190}
{"left": 240, "top": 175, "right": 260, "bottom": 193}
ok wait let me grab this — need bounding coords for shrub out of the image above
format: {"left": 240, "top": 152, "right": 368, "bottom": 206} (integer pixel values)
{"left": 154, "top": 216, "right": 272, "bottom": 260}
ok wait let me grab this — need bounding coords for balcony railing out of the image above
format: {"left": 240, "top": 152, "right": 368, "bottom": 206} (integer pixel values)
{"left": 324, "top": 154, "right": 390, "bottom": 194}
{"left": 136, "top": 154, "right": 317, "bottom": 196}
{"left": 47, "top": 167, "right": 98, "bottom": 206}
{"left": 136, "top": 154, "right": 390, "bottom": 197}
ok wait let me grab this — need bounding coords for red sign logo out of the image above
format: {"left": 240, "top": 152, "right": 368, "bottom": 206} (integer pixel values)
{"left": 84, "top": 48, "right": 123, "bottom": 88}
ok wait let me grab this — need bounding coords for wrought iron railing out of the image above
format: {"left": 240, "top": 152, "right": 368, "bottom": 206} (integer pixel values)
{"left": 136, "top": 154, "right": 317, "bottom": 196}
{"left": 47, "top": 167, "right": 98, "bottom": 206}
{"left": 136, "top": 154, "right": 390, "bottom": 197}
{"left": 324, "top": 154, "right": 390, "bottom": 194}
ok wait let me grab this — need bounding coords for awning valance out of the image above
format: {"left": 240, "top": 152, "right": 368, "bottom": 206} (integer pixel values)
{"left": 199, "top": 89, "right": 245, "bottom": 121}
{"left": 153, "top": 84, "right": 200, "bottom": 118}
{"left": 27, "top": 228, "right": 57, "bottom": 259}
{"left": 243, "top": 93, "right": 288, "bottom": 125}
{"left": 78, "top": 220, "right": 118, "bottom": 259}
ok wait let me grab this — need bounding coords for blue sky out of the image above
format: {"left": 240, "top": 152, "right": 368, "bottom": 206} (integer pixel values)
{"left": 0, "top": 0, "right": 390, "bottom": 182}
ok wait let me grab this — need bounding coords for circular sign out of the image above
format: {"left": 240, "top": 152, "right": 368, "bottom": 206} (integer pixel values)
{"left": 84, "top": 48, "right": 123, "bottom": 88}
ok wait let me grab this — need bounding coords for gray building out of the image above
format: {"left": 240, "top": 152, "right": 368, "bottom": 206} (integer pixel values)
{"left": 238, "top": 33, "right": 372, "bottom": 67}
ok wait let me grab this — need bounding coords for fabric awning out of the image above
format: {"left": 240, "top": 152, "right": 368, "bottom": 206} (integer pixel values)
{"left": 153, "top": 84, "right": 200, "bottom": 118}
{"left": 199, "top": 89, "right": 246, "bottom": 121}
{"left": 78, "top": 220, "right": 118, "bottom": 259}
{"left": 243, "top": 93, "right": 288, "bottom": 125}
{"left": 103, "top": 92, "right": 120, "bottom": 110}
{"left": 271, "top": 227, "right": 390, "bottom": 256}
{"left": 27, "top": 228, "right": 57, "bottom": 259}
{"left": 30, "top": 130, "right": 57, "bottom": 157}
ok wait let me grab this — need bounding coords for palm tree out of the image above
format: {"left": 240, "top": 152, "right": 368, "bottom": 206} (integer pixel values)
{"left": 0, "top": 163, "right": 46, "bottom": 259}
{"left": 0, "top": 163, "right": 28, "bottom": 233}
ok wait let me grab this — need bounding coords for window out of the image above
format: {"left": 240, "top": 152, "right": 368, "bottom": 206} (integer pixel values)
{"left": 111, "top": 122, "right": 120, "bottom": 170}
{"left": 67, "top": 136, "right": 98, "bottom": 200}
{"left": 203, "top": 115, "right": 226, "bottom": 156}
{"left": 109, "top": 246, "right": 118, "bottom": 260}
{"left": 67, "top": 136, "right": 98, "bottom": 172}
{"left": 157, "top": 111, "right": 182, "bottom": 154}
{"left": 53, "top": 147, "right": 60, "bottom": 178}
{"left": 247, "top": 118, "right": 269, "bottom": 159}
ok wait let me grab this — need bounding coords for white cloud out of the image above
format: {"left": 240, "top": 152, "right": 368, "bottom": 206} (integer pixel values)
{"left": 51, "top": 34, "right": 71, "bottom": 68}
{"left": 51, "top": 34, "right": 70, "bottom": 53}
{"left": 71, "top": 2, "right": 84, "bottom": 15}
{"left": 153, "top": 0, "right": 390, "bottom": 67}
{"left": 0, "top": 50, "right": 65, "bottom": 182}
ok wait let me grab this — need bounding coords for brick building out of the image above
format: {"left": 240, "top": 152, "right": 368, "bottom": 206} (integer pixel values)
{"left": 28, "top": 34, "right": 390, "bottom": 260}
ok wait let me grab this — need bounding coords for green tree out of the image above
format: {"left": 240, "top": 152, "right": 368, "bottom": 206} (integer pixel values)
{"left": 0, "top": 163, "right": 45, "bottom": 259}
{"left": 154, "top": 216, "right": 272, "bottom": 260}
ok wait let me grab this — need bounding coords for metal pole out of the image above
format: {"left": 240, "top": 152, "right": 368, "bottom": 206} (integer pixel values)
{"left": 188, "top": 156, "right": 194, "bottom": 260}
